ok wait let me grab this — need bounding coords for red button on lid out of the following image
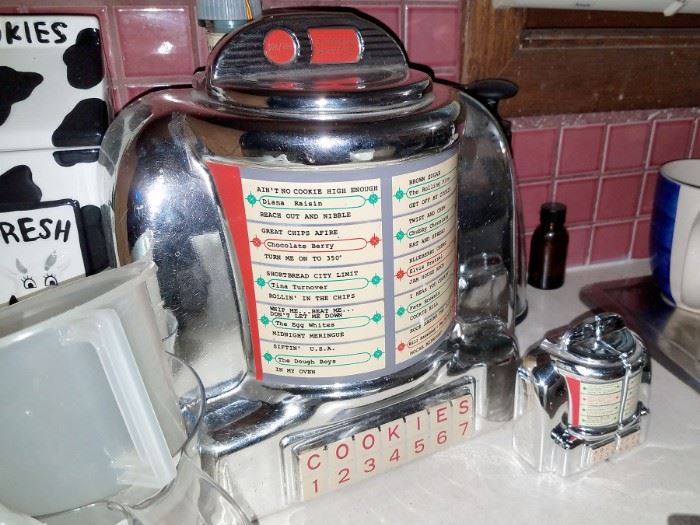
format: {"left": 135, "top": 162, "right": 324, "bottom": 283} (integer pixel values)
{"left": 263, "top": 29, "right": 298, "bottom": 65}
{"left": 308, "top": 27, "right": 361, "bottom": 65}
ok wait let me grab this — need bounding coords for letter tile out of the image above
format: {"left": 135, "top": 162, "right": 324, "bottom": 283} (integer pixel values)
{"left": 329, "top": 437, "right": 357, "bottom": 489}
{"left": 430, "top": 401, "right": 452, "bottom": 428}
{"left": 355, "top": 427, "right": 384, "bottom": 480}
{"left": 298, "top": 446, "right": 328, "bottom": 499}
{"left": 451, "top": 394, "right": 474, "bottom": 440}
{"left": 404, "top": 409, "right": 430, "bottom": 439}
{"left": 381, "top": 417, "right": 406, "bottom": 468}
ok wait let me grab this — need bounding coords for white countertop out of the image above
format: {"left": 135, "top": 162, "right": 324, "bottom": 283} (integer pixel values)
{"left": 263, "top": 259, "right": 700, "bottom": 525}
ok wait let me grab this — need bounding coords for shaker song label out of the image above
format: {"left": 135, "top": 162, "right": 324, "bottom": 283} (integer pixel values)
{"left": 563, "top": 370, "right": 642, "bottom": 427}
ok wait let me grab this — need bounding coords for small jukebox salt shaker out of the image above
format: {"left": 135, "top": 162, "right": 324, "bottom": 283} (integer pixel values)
{"left": 513, "top": 312, "right": 651, "bottom": 476}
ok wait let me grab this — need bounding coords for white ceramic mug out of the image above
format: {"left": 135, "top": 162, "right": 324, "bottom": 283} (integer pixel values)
{"left": 651, "top": 159, "right": 700, "bottom": 313}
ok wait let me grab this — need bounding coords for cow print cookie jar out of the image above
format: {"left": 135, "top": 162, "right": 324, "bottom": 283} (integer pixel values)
{"left": 0, "top": 15, "right": 111, "bottom": 305}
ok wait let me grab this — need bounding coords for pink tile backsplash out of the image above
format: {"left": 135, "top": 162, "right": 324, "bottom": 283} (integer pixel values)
{"left": 649, "top": 119, "right": 694, "bottom": 167}
{"left": 196, "top": 24, "right": 210, "bottom": 66}
{"left": 596, "top": 174, "right": 643, "bottom": 221}
{"left": 125, "top": 84, "right": 171, "bottom": 106}
{"left": 554, "top": 177, "right": 598, "bottom": 224}
{"left": 126, "top": 85, "right": 153, "bottom": 101}
{"left": 513, "top": 108, "right": 700, "bottom": 267}
{"left": 567, "top": 226, "right": 592, "bottom": 266}
{"left": 116, "top": 7, "right": 195, "bottom": 78}
{"left": 590, "top": 221, "right": 634, "bottom": 263}
{"left": 692, "top": 123, "right": 700, "bottom": 159}
{"left": 2, "top": 0, "right": 697, "bottom": 272}
{"left": 632, "top": 218, "right": 651, "bottom": 259}
{"left": 406, "top": 6, "right": 460, "bottom": 69}
{"left": 512, "top": 129, "right": 558, "bottom": 181}
{"left": 558, "top": 125, "right": 604, "bottom": 176}
{"left": 604, "top": 123, "right": 650, "bottom": 172}
{"left": 639, "top": 172, "right": 658, "bottom": 215}
{"left": 520, "top": 182, "right": 552, "bottom": 230}
{"left": 360, "top": 5, "right": 401, "bottom": 40}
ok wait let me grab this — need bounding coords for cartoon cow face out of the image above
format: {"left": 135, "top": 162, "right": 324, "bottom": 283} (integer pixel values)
{"left": 2, "top": 251, "right": 69, "bottom": 304}
{"left": 0, "top": 201, "right": 88, "bottom": 305}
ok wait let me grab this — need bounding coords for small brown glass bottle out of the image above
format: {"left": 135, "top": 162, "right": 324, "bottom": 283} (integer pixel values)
{"left": 528, "top": 202, "right": 569, "bottom": 289}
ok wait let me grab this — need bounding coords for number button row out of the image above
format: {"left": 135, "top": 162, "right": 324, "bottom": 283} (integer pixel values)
{"left": 296, "top": 394, "right": 473, "bottom": 500}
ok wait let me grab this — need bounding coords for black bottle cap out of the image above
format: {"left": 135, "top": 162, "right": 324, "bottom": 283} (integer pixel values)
{"left": 540, "top": 202, "right": 566, "bottom": 224}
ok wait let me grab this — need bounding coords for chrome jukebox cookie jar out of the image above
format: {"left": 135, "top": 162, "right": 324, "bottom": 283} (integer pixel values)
{"left": 103, "top": 11, "right": 520, "bottom": 519}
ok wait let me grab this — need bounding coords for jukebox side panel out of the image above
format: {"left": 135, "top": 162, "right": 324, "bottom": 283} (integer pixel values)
{"left": 392, "top": 156, "right": 458, "bottom": 364}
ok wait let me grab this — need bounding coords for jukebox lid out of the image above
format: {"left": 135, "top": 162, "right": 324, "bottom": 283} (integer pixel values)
{"left": 203, "top": 11, "right": 435, "bottom": 118}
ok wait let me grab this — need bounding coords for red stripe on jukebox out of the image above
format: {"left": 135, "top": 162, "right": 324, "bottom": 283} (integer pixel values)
{"left": 207, "top": 161, "right": 264, "bottom": 380}
{"left": 564, "top": 375, "right": 581, "bottom": 427}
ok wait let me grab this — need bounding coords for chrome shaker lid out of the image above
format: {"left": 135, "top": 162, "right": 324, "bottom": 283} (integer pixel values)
{"left": 203, "top": 11, "right": 435, "bottom": 118}
{"left": 538, "top": 313, "right": 646, "bottom": 371}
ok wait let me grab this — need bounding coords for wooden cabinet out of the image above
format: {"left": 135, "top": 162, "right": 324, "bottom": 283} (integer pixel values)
{"left": 461, "top": 1, "right": 700, "bottom": 116}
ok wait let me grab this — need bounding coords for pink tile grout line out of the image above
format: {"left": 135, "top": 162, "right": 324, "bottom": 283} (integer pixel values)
{"left": 549, "top": 127, "right": 562, "bottom": 201}
{"left": 629, "top": 218, "right": 641, "bottom": 260}
{"left": 585, "top": 124, "right": 613, "bottom": 264}
{"left": 688, "top": 118, "right": 699, "bottom": 158}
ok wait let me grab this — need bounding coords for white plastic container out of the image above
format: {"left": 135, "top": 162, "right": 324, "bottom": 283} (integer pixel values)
{"left": 0, "top": 261, "right": 185, "bottom": 516}
{"left": 35, "top": 353, "right": 249, "bottom": 525}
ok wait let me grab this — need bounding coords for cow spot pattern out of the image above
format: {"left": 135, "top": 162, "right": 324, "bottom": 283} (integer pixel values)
{"left": 0, "top": 66, "right": 43, "bottom": 126}
{"left": 52, "top": 148, "right": 100, "bottom": 167}
{"left": 51, "top": 98, "right": 108, "bottom": 147}
{"left": 63, "top": 28, "right": 103, "bottom": 90}
{"left": 0, "top": 165, "right": 42, "bottom": 204}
